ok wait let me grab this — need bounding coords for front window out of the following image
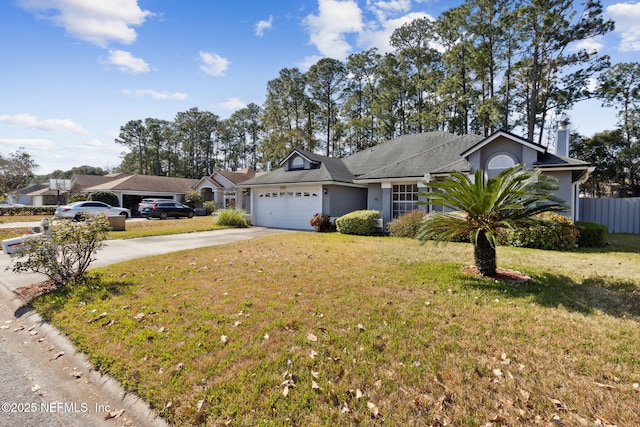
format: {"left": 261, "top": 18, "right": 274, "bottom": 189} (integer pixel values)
{"left": 392, "top": 184, "right": 419, "bottom": 218}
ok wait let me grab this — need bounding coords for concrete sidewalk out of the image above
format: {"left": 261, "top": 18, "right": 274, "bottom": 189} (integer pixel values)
{"left": 0, "top": 227, "right": 289, "bottom": 426}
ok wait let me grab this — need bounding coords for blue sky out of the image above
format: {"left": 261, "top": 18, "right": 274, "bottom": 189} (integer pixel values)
{"left": 1, "top": 0, "right": 639, "bottom": 175}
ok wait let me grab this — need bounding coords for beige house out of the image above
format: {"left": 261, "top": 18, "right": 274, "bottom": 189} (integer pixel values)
{"left": 192, "top": 168, "right": 263, "bottom": 211}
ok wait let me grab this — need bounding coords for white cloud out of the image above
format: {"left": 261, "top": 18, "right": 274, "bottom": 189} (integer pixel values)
{"left": 607, "top": 2, "right": 640, "bottom": 51}
{"left": 122, "top": 89, "right": 187, "bottom": 100}
{"left": 107, "top": 50, "right": 150, "bottom": 73}
{"left": 199, "top": 51, "right": 230, "bottom": 76}
{"left": 0, "top": 113, "right": 88, "bottom": 134}
{"left": 299, "top": 54, "right": 324, "bottom": 71}
{"left": 0, "top": 138, "right": 54, "bottom": 151}
{"left": 255, "top": 15, "right": 274, "bottom": 36}
{"left": 304, "top": 0, "right": 364, "bottom": 59}
{"left": 358, "top": 11, "right": 429, "bottom": 53}
{"left": 366, "top": 0, "right": 411, "bottom": 22}
{"left": 84, "top": 139, "right": 104, "bottom": 148}
{"left": 17, "top": 0, "right": 152, "bottom": 47}
{"left": 219, "top": 97, "right": 247, "bottom": 110}
{"left": 571, "top": 37, "right": 604, "bottom": 54}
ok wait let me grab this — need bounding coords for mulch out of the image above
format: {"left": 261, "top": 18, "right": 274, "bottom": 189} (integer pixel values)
{"left": 15, "top": 280, "right": 59, "bottom": 302}
{"left": 461, "top": 266, "right": 530, "bottom": 283}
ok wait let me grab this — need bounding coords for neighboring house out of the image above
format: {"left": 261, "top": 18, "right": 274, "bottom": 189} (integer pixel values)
{"left": 82, "top": 174, "right": 198, "bottom": 214}
{"left": 12, "top": 183, "right": 59, "bottom": 206}
{"left": 192, "top": 168, "right": 262, "bottom": 210}
{"left": 241, "top": 129, "right": 592, "bottom": 231}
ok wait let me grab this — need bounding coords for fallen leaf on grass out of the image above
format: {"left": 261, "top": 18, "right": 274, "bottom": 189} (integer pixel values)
{"left": 307, "top": 332, "right": 318, "bottom": 342}
{"left": 490, "top": 414, "right": 508, "bottom": 424}
{"left": 312, "top": 380, "right": 322, "bottom": 391}
{"left": 367, "top": 401, "right": 381, "bottom": 418}
{"left": 594, "top": 382, "right": 616, "bottom": 390}
{"left": 633, "top": 382, "right": 639, "bottom": 391}
{"left": 549, "top": 398, "right": 575, "bottom": 412}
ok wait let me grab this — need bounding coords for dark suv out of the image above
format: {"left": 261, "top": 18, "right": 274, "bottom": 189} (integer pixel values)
{"left": 139, "top": 201, "right": 196, "bottom": 219}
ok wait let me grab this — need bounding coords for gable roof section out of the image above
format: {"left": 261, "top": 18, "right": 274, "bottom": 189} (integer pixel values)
{"left": 85, "top": 174, "right": 198, "bottom": 193}
{"left": 460, "top": 129, "right": 547, "bottom": 158}
{"left": 351, "top": 133, "right": 484, "bottom": 181}
{"left": 242, "top": 149, "right": 357, "bottom": 186}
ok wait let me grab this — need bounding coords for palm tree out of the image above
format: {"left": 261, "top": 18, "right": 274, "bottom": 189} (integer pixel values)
{"left": 416, "top": 164, "right": 567, "bottom": 277}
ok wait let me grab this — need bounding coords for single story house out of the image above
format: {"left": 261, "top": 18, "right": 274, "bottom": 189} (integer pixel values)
{"left": 81, "top": 174, "right": 198, "bottom": 214}
{"left": 240, "top": 129, "right": 592, "bottom": 231}
{"left": 192, "top": 168, "right": 263, "bottom": 211}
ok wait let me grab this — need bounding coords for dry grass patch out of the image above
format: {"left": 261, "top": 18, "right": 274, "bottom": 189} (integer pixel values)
{"left": 32, "top": 233, "right": 640, "bottom": 426}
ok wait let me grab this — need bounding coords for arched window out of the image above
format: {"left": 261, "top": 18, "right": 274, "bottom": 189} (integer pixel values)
{"left": 487, "top": 154, "right": 515, "bottom": 170}
{"left": 291, "top": 156, "right": 304, "bottom": 169}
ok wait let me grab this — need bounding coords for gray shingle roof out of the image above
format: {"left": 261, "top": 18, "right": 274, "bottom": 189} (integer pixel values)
{"left": 352, "top": 133, "right": 483, "bottom": 180}
{"left": 241, "top": 131, "right": 589, "bottom": 187}
{"left": 242, "top": 149, "right": 357, "bottom": 186}
{"left": 85, "top": 174, "right": 198, "bottom": 193}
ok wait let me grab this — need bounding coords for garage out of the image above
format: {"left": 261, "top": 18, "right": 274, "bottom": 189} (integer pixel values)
{"left": 253, "top": 185, "right": 322, "bottom": 230}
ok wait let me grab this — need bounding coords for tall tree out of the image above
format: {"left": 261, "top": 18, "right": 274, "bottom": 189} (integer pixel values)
{"left": 570, "top": 130, "right": 622, "bottom": 196}
{"left": 173, "top": 108, "right": 219, "bottom": 178}
{"left": 0, "top": 149, "right": 38, "bottom": 197}
{"left": 344, "top": 48, "right": 382, "bottom": 152}
{"left": 597, "top": 62, "right": 640, "bottom": 194}
{"left": 390, "top": 18, "right": 443, "bottom": 133}
{"left": 514, "top": 0, "right": 613, "bottom": 143}
{"left": 261, "top": 68, "right": 314, "bottom": 167}
{"left": 305, "top": 58, "right": 347, "bottom": 156}
{"left": 115, "top": 120, "right": 146, "bottom": 174}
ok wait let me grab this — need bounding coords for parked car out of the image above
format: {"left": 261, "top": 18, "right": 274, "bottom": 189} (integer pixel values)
{"left": 54, "top": 201, "right": 131, "bottom": 220}
{"left": 140, "top": 201, "right": 195, "bottom": 219}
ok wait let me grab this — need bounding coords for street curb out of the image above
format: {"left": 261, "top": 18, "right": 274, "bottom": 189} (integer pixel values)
{"left": 0, "top": 283, "right": 169, "bottom": 427}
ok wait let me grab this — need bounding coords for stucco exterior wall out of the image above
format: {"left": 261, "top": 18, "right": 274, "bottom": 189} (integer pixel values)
{"left": 323, "top": 185, "right": 367, "bottom": 218}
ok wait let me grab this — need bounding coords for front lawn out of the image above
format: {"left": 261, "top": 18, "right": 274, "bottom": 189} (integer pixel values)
{"left": 0, "top": 216, "right": 224, "bottom": 242}
{"left": 32, "top": 233, "right": 640, "bottom": 426}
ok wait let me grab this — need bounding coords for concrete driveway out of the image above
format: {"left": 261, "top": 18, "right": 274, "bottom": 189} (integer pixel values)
{"left": 0, "top": 226, "right": 289, "bottom": 426}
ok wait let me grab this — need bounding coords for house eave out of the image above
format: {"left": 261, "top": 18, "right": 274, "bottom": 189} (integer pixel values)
{"left": 242, "top": 180, "right": 366, "bottom": 189}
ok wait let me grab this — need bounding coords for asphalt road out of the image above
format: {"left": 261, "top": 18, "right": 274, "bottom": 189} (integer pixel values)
{"left": 0, "top": 226, "right": 289, "bottom": 426}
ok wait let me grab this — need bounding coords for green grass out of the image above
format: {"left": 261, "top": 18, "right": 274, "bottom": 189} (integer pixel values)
{"left": 0, "top": 215, "right": 225, "bottom": 241}
{"left": 31, "top": 233, "right": 640, "bottom": 426}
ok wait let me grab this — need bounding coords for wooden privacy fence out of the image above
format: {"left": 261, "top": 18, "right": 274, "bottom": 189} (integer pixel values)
{"left": 578, "top": 197, "right": 640, "bottom": 234}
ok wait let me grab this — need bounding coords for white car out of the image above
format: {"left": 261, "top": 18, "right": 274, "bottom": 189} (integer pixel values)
{"left": 54, "top": 201, "right": 131, "bottom": 220}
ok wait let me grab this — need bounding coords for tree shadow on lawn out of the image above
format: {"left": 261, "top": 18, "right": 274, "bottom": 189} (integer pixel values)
{"left": 464, "top": 272, "right": 640, "bottom": 321}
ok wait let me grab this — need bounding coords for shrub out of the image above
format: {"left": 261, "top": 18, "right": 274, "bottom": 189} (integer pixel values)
{"left": 310, "top": 213, "right": 332, "bottom": 232}
{"left": 184, "top": 190, "right": 204, "bottom": 208}
{"left": 388, "top": 210, "right": 426, "bottom": 238}
{"left": 203, "top": 201, "right": 217, "bottom": 216}
{"left": 0, "top": 206, "right": 57, "bottom": 216}
{"left": 89, "top": 190, "right": 119, "bottom": 207}
{"left": 501, "top": 212, "right": 579, "bottom": 251}
{"left": 216, "top": 209, "right": 248, "bottom": 228}
{"left": 69, "top": 193, "right": 88, "bottom": 202}
{"left": 576, "top": 221, "right": 608, "bottom": 247}
{"left": 335, "top": 210, "right": 380, "bottom": 236}
{"left": 10, "top": 215, "right": 111, "bottom": 287}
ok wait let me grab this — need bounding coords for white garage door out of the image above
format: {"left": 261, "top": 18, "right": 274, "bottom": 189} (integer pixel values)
{"left": 254, "top": 186, "right": 322, "bottom": 230}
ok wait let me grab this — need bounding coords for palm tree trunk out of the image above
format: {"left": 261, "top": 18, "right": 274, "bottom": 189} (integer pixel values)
{"left": 474, "top": 230, "right": 497, "bottom": 276}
